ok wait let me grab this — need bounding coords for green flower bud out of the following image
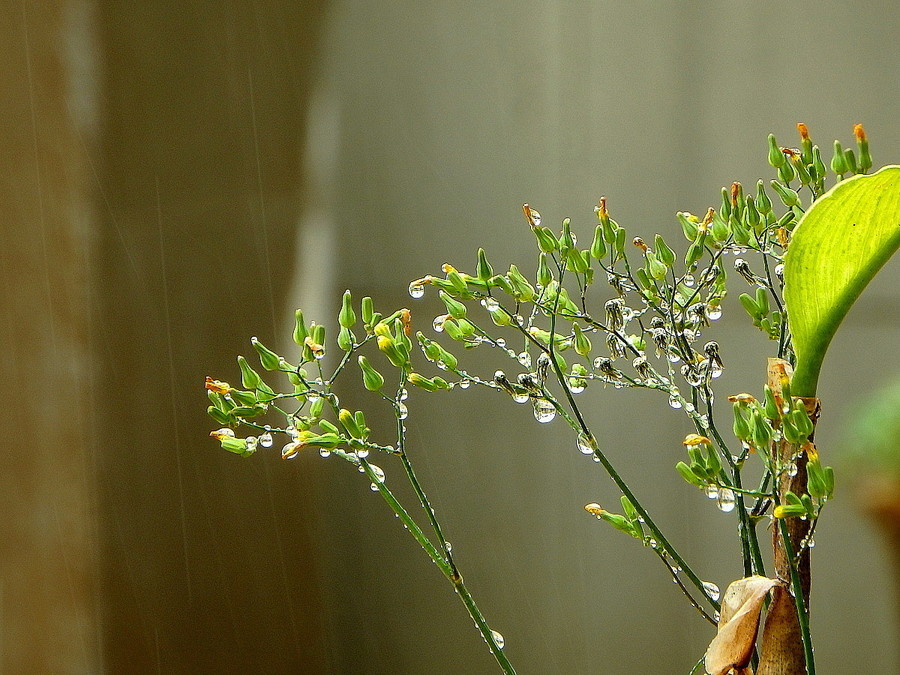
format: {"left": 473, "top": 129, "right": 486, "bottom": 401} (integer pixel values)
{"left": 476, "top": 248, "right": 493, "bottom": 282}
{"left": 358, "top": 355, "right": 385, "bottom": 391}
{"left": 855, "top": 124, "right": 872, "bottom": 173}
{"left": 590, "top": 224, "right": 607, "bottom": 260}
{"left": 439, "top": 291, "right": 467, "bottom": 319}
{"left": 354, "top": 410, "right": 369, "bottom": 436}
{"left": 685, "top": 241, "right": 704, "bottom": 268}
{"left": 559, "top": 218, "right": 575, "bottom": 252}
{"left": 732, "top": 403, "right": 751, "bottom": 442}
{"left": 220, "top": 436, "right": 250, "bottom": 455}
{"left": 531, "top": 226, "right": 557, "bottom": 253}
{"left": 408, "top": 372, "right": 441, "bottom": 392}
{"left": 339, "top": 290, "right": 357, "bottom": 329}
{"left": 237, "top": 355, "right": 263, "bottom": 390}
{"left": 251, "top": 337, "right": 281, "bottom": 371}
{"left": 377, "top": 335, "right": 409, "bottom": 368}
{"left": 711, "top": 212, "right": 730, "bottom": 242}
{"left": 293, "top": 309, "right": 309, "bottom": 347}
{"left": 339, "top": 409, "right": 363, "bottom": 438}
{"left": 337, "top": 326, "right": 354, "bottom": 351}
{"left": 456, "top": 318, "right": 476, "bottom": 337}
{"left": 811, "top": 146, "right": 826, "bottom": 184}
{"left": 506, "top": 265, "right": 536, "bottom": 302}
{"left": 744, "top": 196, "right": 760, "bottom": 231}
{"left": 790, "top": 155, "right": 812, "bottom": 186}
{"left": 635, "top": 268, "right": 652, "bottom": 291}
{"left": 676, "top": 461, "right": 707, "bottom": 487}
{"left": 767, "top": 134, "right": 785, "bottom": 168}
{"left": 230, "top": 389, "right": 258, "bottom": 406}
{"left": 755, "top": 180, "right": 773, "bottom": 215}
{"left": 791, "top": 407, "right": 813, "bottom": 439}
{"left": 309, "top": 397, "right": 325, "bottom": 419}
{"left": 442, "top": 318, "right": 466, "bottom": 342}
{"left": 565, "top": 248, "right": 590, "bottom": 274}
{"left": 537, "top": 253, "right": 552, "bottom": 287}
{"left": 361, "top": 296, "right": 375, "bottom": 325}
{"left": 311, "top": 323, "right": 326, "bottom": 347}
{"left": 653, "top": 234, "right": 676, "bottom": 267}
{"left": 830, "top": 140, "right": 847, "bottom": 176}
{"left": 719, "top": 187, "right": 732, "bottom": 219}
{"left": 613, "top": 228, "right": 626, "bottom": 260}
{"left": 677, "top": 212, "right": 699, "bottom": 241}
{"left": 770, "top": 180, "right": 801, "bottom": 208}
{"left": 306, "top": 433, "right": 342, "bottom": 449}
{"left": 573, "top": 323, "right": 592, "bottom": 357}
{"left": 754, "top": 287, "right": 770, "bottom": 315}
{"left": 751, "top": 410, "right": 774, "bottom": 448}
{"left": 230, "top": 404, "right": 266, "bottom": 418}
{"left": 488, "top": 306, "right": 514, "bottom": 327}
{"left": 762, "top": 386, "right": 780, "bottom": 420}
{"left": 777, "top": 160, "right": 795, "bottom": 185}
{"left": 318, "top": 419, "right": 340, "bottom": 435}
{"left": 843, "top": 148, "right": 859, "bottom": 174}
{"left": 207, "top": 406, "right": 234, "bottom": 425}
{"left": 488, "top": 275, "right": 515, "bottom": 295}
{"left": 646, "top": 251, "right": 668, "bottom": 280}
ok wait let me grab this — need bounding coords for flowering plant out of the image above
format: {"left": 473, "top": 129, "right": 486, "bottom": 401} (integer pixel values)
{"left": 206, "top": 125, "right": 899, "bottom": 674}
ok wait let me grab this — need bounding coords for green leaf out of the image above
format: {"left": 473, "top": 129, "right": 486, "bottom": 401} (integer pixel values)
{"left": 784, "top": 166, "right": 900, "bottom": 396}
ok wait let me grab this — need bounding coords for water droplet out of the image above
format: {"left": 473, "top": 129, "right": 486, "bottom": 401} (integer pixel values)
{"left": 490, "top": 630, "right": 505, "bottom": 650}
{"left": 668, "top": 392, "right": 683, "bottom": 409}
{"left": 683, "top": 274, "right": 696, "bottom": 287}
{"left": 577, "top": 432, "right": 597, "bottom": 455}
{"left": 786, "top": 462, "right": 798, "bottom": 477}
{"left": 532, "top": 398, "right": 556, "bottom": 423}
{"left": 525, "top": 205, "right": 541, "bottom": 227}
{"left": 259, "top": 432, "right": 273, "bottom": 448}
{"left": 286, "top": 426, "right": 300, "bottom": 440}
{"left": 397, "top": 402, "right": 408, "bottom": 420}
{"left": 458, "top": 379, "right": 471, "bottom": 389}
{"left": 706, "top": 304, "right": 722, "bottom": 321}
{"left": 368, "top": 464, "right": 384, "bottom": 483}
{"left": 433, "top": 315, "right": 446, "bottom": 332}
{"left": 444, "top": 541, "right": 453, "bottom": 553}
{"left": 706, "top": 486, "right": 718, "bottom": 500}
{"left": 805, "top": 535, "right": 815, "bottom": 548}
{"left": 246, "top": 436, "right": 259, "bottom": 451}
{"left": 698, "top": 414, "right": 710, "bottom": 429}
{"left": 481, "top": 297, "right": 500, "bottom": 311}
{"left": 716, "top": 488, "right": 736, "bottom": 512}
{"left": 318, "top": 447, "right": 331, "bottom": 458}
{"left": 495, "top": 337, "right": 507, "bottom": 348}
{"left": 568, "top": 379, "right": 586, "bottom": 394}
{"left": 399, "top": 388, "right": 409, "bottom": 401}
{"left": 408, "top": 282, "right": 425, "bottom": 299}
{"left": 666, "top": 351, "right": 681, "bottom": 364}
{"left": 517, "top": 351, "right": 532, "bottom": 368}
{"left": 702, "top": 581, "right": 721, "bottom": 602}
{"left": 214, "top": 427, "right": 236, "bottom": 438}
{"left": 282, "top": 442, "right": 301, "bottom": 459}
{"left": 512, "top": 392, "right": 530, "bottom": 404}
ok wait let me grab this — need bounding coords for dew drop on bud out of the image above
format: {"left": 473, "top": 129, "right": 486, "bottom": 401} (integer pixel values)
{"left": 481, "top": 297, "right": 500, "bottom": 311}
{"left": 532, "top": 398, "right": 556, "bottom": 423}
{"left": 701, "top": 581, "right": 721, "bottom": 602}
{"left": 408, "top": 282, "right": 425, "bottom": 299}
{"left": 318, "top": 447, "right": 331, "bottom": 458}
{"left": 397, "top": 402, "right": 408, "bottom": 420}
{"left": 668, "top": 393, "right": 683, "bottom": 410}
{"left": 433, "top": 316, "right": 446, "bottom": 332}
{"left": 716, "top": 488, "right": 736, "bottom": 512}
{"left": 517, "top": 351, "right": 532, "bottom": 368}
{"left": 282, "top": 442, "right": 301, "bottom": 460}
{"left": 577, "top": 432, "right": 597, "bottom": 455}
{"left": 259, "top": 432, "right": 273, "bottom": 448}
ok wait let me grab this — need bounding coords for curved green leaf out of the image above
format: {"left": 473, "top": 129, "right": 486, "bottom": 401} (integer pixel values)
{"left": 784, "top": 165, "right": 900, "bottom": 397}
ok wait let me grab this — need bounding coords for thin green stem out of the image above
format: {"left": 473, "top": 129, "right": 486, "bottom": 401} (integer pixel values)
{"left": 357, "top": 456, "right": 515, "bottom": 674}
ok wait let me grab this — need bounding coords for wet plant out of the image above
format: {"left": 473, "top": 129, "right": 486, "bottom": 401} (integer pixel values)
{"left": 206, "top": 125, "right": 899, "bottom": 674}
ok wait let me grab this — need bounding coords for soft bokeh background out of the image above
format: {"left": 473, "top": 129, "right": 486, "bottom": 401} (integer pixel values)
{"left": 3, "top": 1, "right": 899, "bottom": 672}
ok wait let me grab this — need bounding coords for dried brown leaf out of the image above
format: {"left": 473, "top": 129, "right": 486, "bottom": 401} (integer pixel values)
{"left": 705, "top": 575, "right": 779, "bottom": 675}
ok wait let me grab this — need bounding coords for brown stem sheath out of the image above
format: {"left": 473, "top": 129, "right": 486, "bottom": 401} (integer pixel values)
{"left": 757, "top": 358, "right": 820, "bottom": 675}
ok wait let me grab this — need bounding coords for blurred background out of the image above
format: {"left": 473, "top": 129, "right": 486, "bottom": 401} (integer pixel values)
{"left": 2, "top": 1, "right": 899, "bottom": 672}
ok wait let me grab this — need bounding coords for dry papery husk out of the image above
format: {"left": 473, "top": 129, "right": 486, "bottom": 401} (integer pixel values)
{"left": 704, "top": 575, "right": 779, "bottom": 675}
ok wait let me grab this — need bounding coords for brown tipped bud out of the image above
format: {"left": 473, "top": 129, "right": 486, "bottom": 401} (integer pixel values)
{"left": 632, "top": 237, "right": 649, "bottom": 252}
{"left": 700, "top": 207, "right": 715, "bottom": 232}
{"left": 522, "top": 203, "right": 542, "bottom": 228}
{"left": 727, "top": 393, "right": 757, "bottom": 404}
{"left": 595, "top": 196, "right": 609, "bottom": 220}
{"left": 730, "top": 182, "right": 741, "bottom": 206}
{"left": 797, "top": 122, "right": 809, "bottom": 140}
{"left": 781, "top": 146, "right": 799, "bottom": 159}
{"left": 854, "top": 123, "right": 867, "bottom": 143}
{"left": 584, "top": 503, "right": 605, "bottom": 516}
{"left": 400, "top": 308, "right": 412, "bottom": 336}
{"left": 205, "top": 377, "right": 232, "bottom": 395}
